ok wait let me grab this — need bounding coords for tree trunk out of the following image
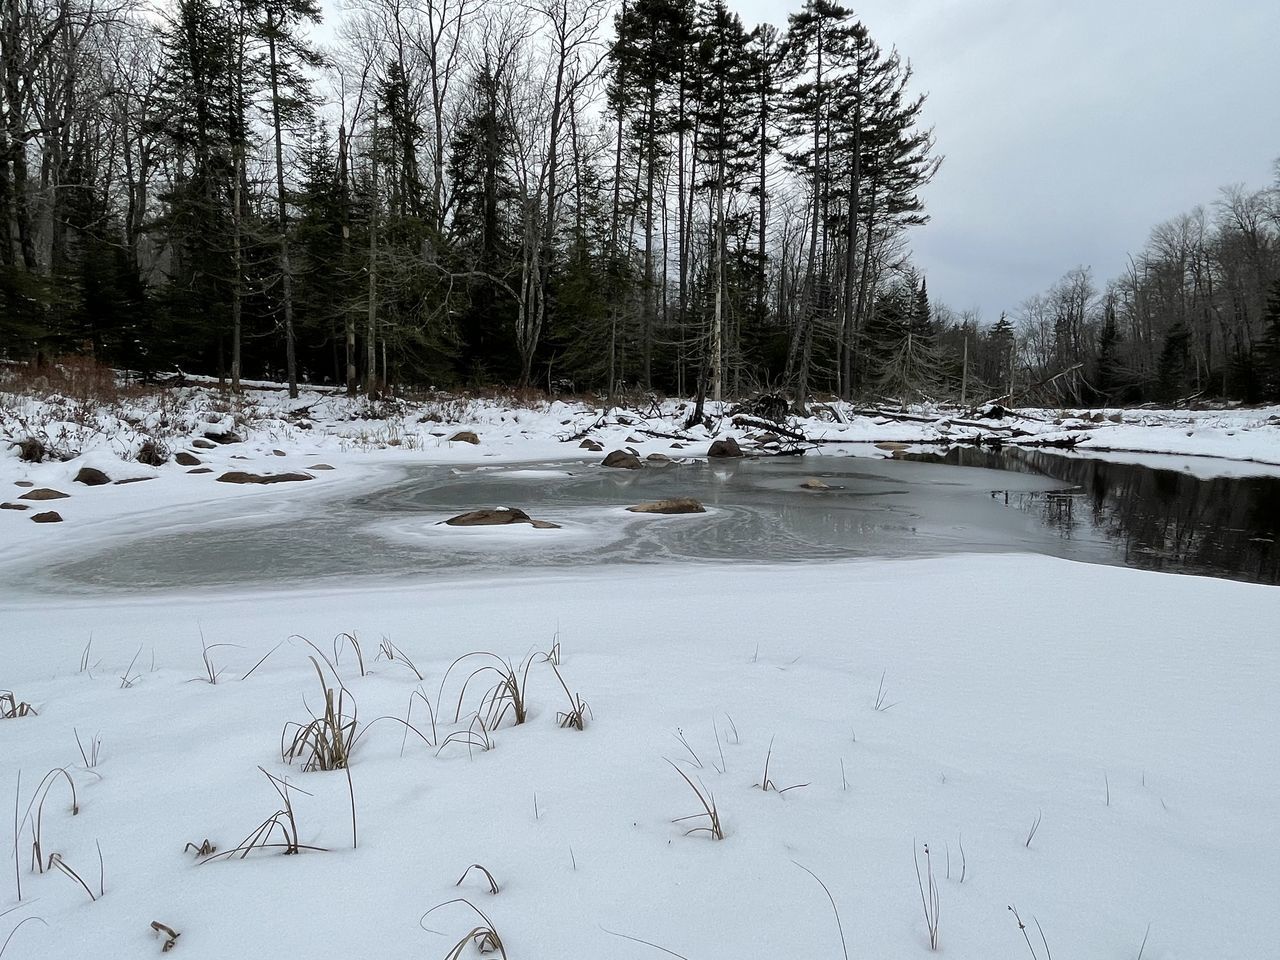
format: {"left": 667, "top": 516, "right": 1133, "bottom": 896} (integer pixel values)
{"left": 266, "top": 18, "right": 298, "bottom": 398}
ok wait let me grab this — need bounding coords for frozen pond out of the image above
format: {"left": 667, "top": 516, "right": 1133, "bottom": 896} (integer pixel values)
{"left": 29, "top": 450, "right": 1280, "bottom": 594}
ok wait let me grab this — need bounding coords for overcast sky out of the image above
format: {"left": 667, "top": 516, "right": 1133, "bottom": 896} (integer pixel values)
{"left": 728, "top": 0, "right": 1279, "bottom": 319}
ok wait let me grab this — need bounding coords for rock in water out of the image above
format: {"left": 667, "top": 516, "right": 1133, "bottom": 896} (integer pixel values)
{"left": 19, "top": 488, "right": 69, "bottom": 501}
{"left": 602, "top": 450, "right": 643, "bottom": 469}
{"left": 74, "top": 467, "right": 111, "bottom": 486}
{"left": 307, "top": 463, "right": 335, "bottom": 470}
{"left": 707, "top": 437, "right": 743, "bottom": 458}
{"left": 800, "top": 478, "right": 830, "bottom": 490}
{"left": 645, "top": 452, "right": 673, "bottom": 463}
{"left": 1, "top": 502, "right": 29, "bottom": 511}
{"left": 31, "top": 511, "right": 63, "bottom": 523}
{"left": 215, "top": 471, "right": 314, "bottom": 485}
{"left": 443, "top": 508, "right": 561, "bottom": 529}
{"left": 626, "top": 498, "right": 705, "bottom": 514}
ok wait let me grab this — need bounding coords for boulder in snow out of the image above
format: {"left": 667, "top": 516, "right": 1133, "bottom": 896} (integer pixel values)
{"left": 19, "top": 488, "right": 69, "bottom": 501}
{"left": 74, "top": 467, "right": 111, "bottom": 486}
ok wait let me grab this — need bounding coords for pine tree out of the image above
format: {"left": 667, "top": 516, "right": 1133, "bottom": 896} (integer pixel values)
{"left": 448, "top": 61, "right": 520, "bottom": 382}
{"left": 155, "top": 0, "right": 239, "bottom": 373}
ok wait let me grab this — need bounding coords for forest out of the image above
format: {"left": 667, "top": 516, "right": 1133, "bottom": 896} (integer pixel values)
{"left": 2, "top": 0, "right": 1279, "bottom": 406}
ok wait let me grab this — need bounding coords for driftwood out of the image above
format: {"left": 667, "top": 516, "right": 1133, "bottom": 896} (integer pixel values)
{"left": 730, "top": 416, "right": 808, "bottom": 443}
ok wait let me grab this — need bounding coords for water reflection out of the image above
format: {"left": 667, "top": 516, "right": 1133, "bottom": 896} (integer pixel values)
{"left": 944, "top": 448, "right": 1280, "bottom": 584}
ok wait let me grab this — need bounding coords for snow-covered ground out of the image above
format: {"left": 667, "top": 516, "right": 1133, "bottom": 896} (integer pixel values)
{"left": 2, "top": 378, "right": 1279, "bottom": 958}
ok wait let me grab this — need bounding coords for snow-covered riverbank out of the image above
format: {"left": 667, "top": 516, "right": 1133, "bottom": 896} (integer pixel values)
{"left": 2, "top": 556, "right": 1277, "bottom": 958}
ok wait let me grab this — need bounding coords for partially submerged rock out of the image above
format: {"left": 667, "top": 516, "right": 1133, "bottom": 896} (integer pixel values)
{"left": 307, "top": 463, "right": 335, "bottom": 470}
{"left": 215, "top": 471, "right": 313, "bottom": 485}
{"left": 645, "top": 452, "right": 673, "bottom": 463}
{"left": 31, "top": 511, "right": 63, "bottom": 523}
{"left": 443, "top": 508, "right": 560, "bottom": 529}
{"left": 449, "top": 431, "right": 480, "bottom": 444}
{"left": 602, "top": 450, "right": 643, "bottom": 469}
{"left": 1, "top": 502, "right": 28, "bottom": 511}
{"left": 800, "top": 478, "right": 830, "bottom": 491}
{"left": 19, "top": 488, "right": 69, "bottom": 501}
{"left": 874, "top": 441, "right": 910, "bottom": 452}
{"left": 707, "top": 437, "right": 743, "bottom": 458}
{"left": 74, "top": 466, "right": 111, "bottom": 486}
{"left": 626, "top": 498, "right": 705, "bottom": 515}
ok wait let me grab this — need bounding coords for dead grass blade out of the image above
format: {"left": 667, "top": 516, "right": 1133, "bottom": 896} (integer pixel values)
{"left": 0, "top": 693, "right": 36, "bottom": 719}
{"left": 666, "top": 760, "right": 724, "bottom": 840}
{"left": 550, "top": 664, "right": 590, "bottom": 730}
{"left": 455, "top": 863, "right": 500, "bottom": 895}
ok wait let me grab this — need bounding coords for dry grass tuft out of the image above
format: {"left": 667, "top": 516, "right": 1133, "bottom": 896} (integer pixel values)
{"left": 184, "top": 839, "right": 216, "bottom": 857}
{"left": 437, "top": 713, "right": 494, "bottom": 759}
{"left": 282, "top": 657, "right": 356, "bottom": 771}
{"left": 376, "top": 637, "right": 424, "bottom": 680}
{"left": 667, "top": 761, "right": 724, "bottom": 840}
{"left": 754, "top": 737, "right": 809, "bottom": 796}
{"left": 421, "top": 898, "right": 508, "bottom": 960}
{"left": 21, "top": 768, "right": 79, "bottom": 875}
{"left": 150, "top": 921, "right": 181, "bottom": 952}
{"left": 455, "top": 863, "right": 500, "bottom": 895}
{"left": 0, "top": 693, "right": 36, "bottom": 719}
{"left": 442, "top": 653, "right": 534, "bottom": 730}
{"left": 914, "top": 842, "right": 940, "bottom": 950}
{"left": 201, "top": 768, "right": 325, "bottom": 861}
{"left": 551, "top": 665, "right": 590, "bottom": 730}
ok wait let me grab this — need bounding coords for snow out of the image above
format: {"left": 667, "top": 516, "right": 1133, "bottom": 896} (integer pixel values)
{"left": 3, "top": 379, "right": 1279, "bottom": 958}
{"left": 2, "top": 558, "right": 1278, "bottom": 958}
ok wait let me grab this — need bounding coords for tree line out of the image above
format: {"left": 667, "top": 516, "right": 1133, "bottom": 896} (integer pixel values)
{"left": 1, "top": 0, "right": 946, "bottom": 406}
{"left": 3, "top": 0, "right": 1277, "bottom": 408}
{"left": 1010, "top": 171, "right": 1280, "bottom": 405}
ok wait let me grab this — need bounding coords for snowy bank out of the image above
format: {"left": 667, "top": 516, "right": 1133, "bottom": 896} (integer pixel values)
{"left": 1, "top": 556, "right": 1276, "bottom": 958}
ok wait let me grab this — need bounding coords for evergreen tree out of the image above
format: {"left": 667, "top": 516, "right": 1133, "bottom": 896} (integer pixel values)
{"left": 154, "top": 0, "right": 240, "bottom": 373}
{"left": 448, "top": 61, "right": 520, "bottom": 382}
{"left": 1257, "top": 280, "right": 1280, "bottom": 401}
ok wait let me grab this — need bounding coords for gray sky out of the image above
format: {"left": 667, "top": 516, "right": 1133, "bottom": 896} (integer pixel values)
{"left": 728, "top": 0, "right": 1279, "bottom": 319}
